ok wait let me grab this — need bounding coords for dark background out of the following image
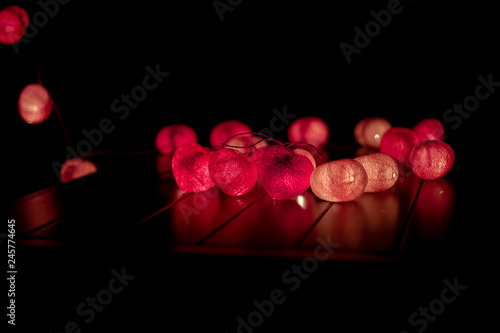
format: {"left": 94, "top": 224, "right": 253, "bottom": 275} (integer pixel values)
{"left": 3, "top": 0, "right": 495, "bottom": 199}
{"left": 3, "top": 0, "right": 497, "bottom": 332}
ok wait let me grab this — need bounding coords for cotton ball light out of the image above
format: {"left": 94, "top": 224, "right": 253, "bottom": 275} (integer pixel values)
{"left": 354, "top": 153, "right": 398, "bottom": 192}
{"left": 209, "top": 120, "right": 252, "bottom": 148}
{"left": 172, "top": 142, "right": 215, "bottom": 192}
{"left": 293, "top": 148, "right": 316, "bottom": 169}
{"left": 353, "top": 117, "right": 391, "bottom": 149}
{"left": 287, "top": 116, "right": 330, "bottom": 149}
{"left": 209, "top": 148, "right": 257, "bottom": 196}
{"left": 0, "top": 5, "right": 29, "bottom": 45}
{"left": 413, "top": 118, "right": 445, "bottom": 144}
{"left": 258, "top": 145, "right": 314, "bottom": 199}
{"left": 155, "top": 124, "right": 198, "bottom": 155}
{"left": 409, "top": 140, "right": 454, "bottom": 180}
{"left": 60, "top": 159, "right": 98, "bottom": 183}
{"left": 379, "top": 127, "right": 417, "bottom": 163}
{"left": 18, "top": 83, "right": 53, "bottom": 125}
{"left": 225, "top": 133, "right": 268, "bottom": 158}
{"left": 310, "top": 159, "right": 368, "bottom": 202}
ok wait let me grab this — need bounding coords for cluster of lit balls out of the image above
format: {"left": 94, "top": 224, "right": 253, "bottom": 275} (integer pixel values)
{"left": 162, "top": 115, "right": 454, "bottom": 202}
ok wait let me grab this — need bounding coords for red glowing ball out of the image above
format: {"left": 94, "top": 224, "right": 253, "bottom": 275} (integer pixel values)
{"left": 287, "top": 116, "right": 330, "bottom": 149}
{"left": 258, "top": 145, "right": 315, "bottom": 199}
{"left": 379, "top": 127, "right": 417, "bottom": 163}
{"left": 209, "top": 120, "right": 252, "bottom": 148}
{"left": 209, "top": 148, "right": 258, "bottom": 196}
{"left": 413, "top": 118, "right": 445, "bottom": 144}
{"left": 310, "top": 159, "right": 368, "bottom": 202}
{"left": 155, "top": 124, "right": 198, "bottom": 155}
{"left": 354, "top": 153, "right": 398, "bottom": 192}
{"left": 409, "top": 140, "right": 455, "bottom": 180}
{"left": 18, "top": 83, "right": 53, "bottom": 125}
{"left": 0, "top": 6, "right": 29, "bottom": 45}
{"left": 172, "top": 142, "right": 215, "bottom": 192}
{"left": 354, "top": 117, "right": 392, "bottom": 149}
{"left": 60, "top": 159, "right": 98, "bottom": 183}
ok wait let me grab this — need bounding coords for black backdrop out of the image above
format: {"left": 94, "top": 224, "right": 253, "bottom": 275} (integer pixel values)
{"left": 3, "top": 0, "right": 496, "bottom": 198}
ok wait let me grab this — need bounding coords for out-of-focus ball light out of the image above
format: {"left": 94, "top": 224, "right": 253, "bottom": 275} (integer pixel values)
{"left": 258, "top": 145, "right": 314, "bottom": 200}
{"left": 354, "top": 117, "right": 391, "bottom": 149}
{"left": 409, "top": 140, "right": 455, "bottom": 180}
{"left": 310, "top": 159, "right": 368, "bottom": 202}
{"left": 209, "top": 148, "right": 257, "bottom": 196}
{"left": 209, "top": 120, "right": 252, "bottom": 148}
{"left": 379, "top": 127, "right": 417, "bottom": 163}
{"left": 354, "top": 153, "right": 398, "bottom": 192}
{"left": 172, "top": 142, "right": 215, "bottom": 192}
{"left": 287, "top": 116, "right": 330, "bottom": 149}
{"left": 60, "top": 159, "right": 97, "bottom": 183}
{"left": 0, "top": 6, "right": 29, "bottom": 45}
{"left": 225, "top": 133, "right": 268, "bottom": 159}
{"left": 18, "top": 83, "right": 53, "bottom": 125}
{"left": 155, "top": 124, "right": 198, "bottom": 155}
{"left": 413, "top": 118, "right": 445, "bottom": 144}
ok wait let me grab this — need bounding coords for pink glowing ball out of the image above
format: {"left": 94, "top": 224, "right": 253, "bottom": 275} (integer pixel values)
{"left": 293, "top": 148, "right": 316, "bottom": 169}
{"left": 287, "top": 116, "right": 330, "bottom": 149}
{"left": 413, "top": 118, "right": 445, "bottom": 144}
{"left": 258, "top": 145, "right": 315, "bottom": 199}
{"left": 18, "top": 83, "right": 53, "bottom": 125}
{"left": 172, "top": 142, "right": 215, "bottom": 192}
{"left": 60, "top": 159, "right": 98, "bottom": 183}
{"left": 209, "top": 148, "right": 258, "bottom": 196}
{"left": 409, "top": 140, "right": 455, "bottom": 180}
{"left": 354, "top": 153, "right": 399, "bottom": 192}
{"left": 0, "top": 6, "right": 29, "bottom": 45}
{"left": 379, "top": 127, "right": 417, "bottom": 163}
{"left": 209, "top": 120, "right": 252, "bottom": 148}
{"left": 310, "top": 159, "right": 368, "bottom": 202}
{"left": 354, "top": 117, "right": 392, "bottom": 149}
{"left": 155, "top": 124, "right": 198, "bottom": 155}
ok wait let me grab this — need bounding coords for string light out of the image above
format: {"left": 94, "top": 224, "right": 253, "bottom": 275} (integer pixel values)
{"left": 155, "top": 124, "right": 198, "bottom": 155}
{"left": 413, "top": 118, "right": 445, "bottom": 144}
{"left": 172, "top": 142, "right": 215, "bottom": 192}
{"left": 354, "top": 152, "right": 398, "bottom": 192}
{"left": 258, "top": 145, "right": 315, "bottom": 199}
{"left": 288, "top": 116, "right": 330, "bottom": 149}
{"left": 18, "top": 83, "right": 53, "bottom": 125}
{"left": 310, "top": 159, "right": 368, "bottom": 202}
{"left": 379, "top": 127, "right": 417, "bottom": 163}
{"left": 209, "top": 120, "right": 252, "bottom": 148}
{"left": 0, "top": 5, "right": 28, "bottom": 45}
{"left": 209, "top": 148, "right": 258, "bottom": 196}
{"left": 410, "top": 140, "right": 455, "bottom": 180}
{"left": 354, "top": 117, "right": 391, "bottom": 149}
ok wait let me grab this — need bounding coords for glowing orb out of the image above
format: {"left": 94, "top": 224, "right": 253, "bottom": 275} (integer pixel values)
{"left": 354, "top": 153, "right": 398, "bottom": 192}
{"left": 0, "top": 6, "right": 29, "bottom": 45}
{"left": 209, "top": 148, "right": 258, "bottom": 196}
{"left": 287, "top": 116, "right": 330, "bottom": 149}
{"left": 409, "top": 140, "right": 455, "bottom": 180}
{"left": 60, "top": 159, "right": 98, "bottom": 183}
{"left": 354, "top": 117, "right": 391, "bottom": 149}
{"left": 172, "top": 142, "right": 215, "bottom": 192}
{"left": 379, "top": 127, "right": 417, "bottom": 163}
{"left": 310, "top": 159, "right": 368, "bottom": 202}
{"left": 155, "top": 124, "right": 198, "bottom": 155}
{"left": 18, "top": 83, "right": 53, "bottom": 125}
{"left": 413, "top": 118, "right": 445, "bottom": 144}
{"left": 293, "top": 148, "right": 316, "bottom": 169}
{"left": 258, "top": 145, "right": 314, "bottom": 199}
{"left": 209, "top": 120, "right": 252, "bottom": 148}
